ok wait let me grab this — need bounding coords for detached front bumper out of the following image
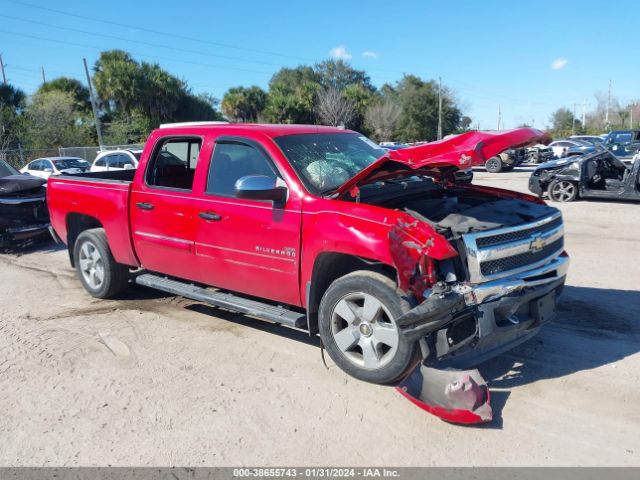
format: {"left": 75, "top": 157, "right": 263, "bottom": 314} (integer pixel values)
{"left": 395, "top": 255, "right": 569, "bottom": 369}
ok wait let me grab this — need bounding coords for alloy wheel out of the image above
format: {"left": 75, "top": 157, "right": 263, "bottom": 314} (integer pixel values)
{"left": 78, "top": 240, "right": 105, "bottom": 290}
{"left": 551, "top": 181, "right": 576, "bottom": 202}
{"left": 330, "top": 292, "right": 400, "bottom": 370}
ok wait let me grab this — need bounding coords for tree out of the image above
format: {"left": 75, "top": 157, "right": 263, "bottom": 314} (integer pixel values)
{"left": 38, "top": 77, "right": 91, "bottom": 113}
{"left": 315, "top": 60, "right": 374, "bottom": 92}
{"left": 390, "top": 75, "right": 463, "bottom": 142}
{"left": 93, "top": 50, "right": 143, "bottom": 121}
{"left": 550, "top": 107, "right": 581, "bottom": 136}
{"left": 316, "top": 87, "right": 355, "bottom": 127}
{"left": 174, "top": 93, "right": 224, "bottom": 122}
{"left": 365, "top": 100, "right": 402, "bottom": 141}
{"left": 0, "top": 84, "right": 27, "bottom": 150}
{"left": 139, "top": 62, "right": 185, "bottom": 122}
{"left": 24, "top": 91, "right": 94, "bottom": 148}
{"left": 221, "top": 86, "right": 267, "bottom": 122}
{"left": 342, "top": 83, "right": 374, "bottom": 133}
{"left": 263, "top": 66, "right": 321, "bottom": 124}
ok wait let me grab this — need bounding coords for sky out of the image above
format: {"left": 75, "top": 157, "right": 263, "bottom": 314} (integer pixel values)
{"left": 1, "top": 0, "right": 638, "bottom": 130}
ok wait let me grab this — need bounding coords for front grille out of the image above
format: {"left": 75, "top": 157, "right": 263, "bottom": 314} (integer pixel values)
{"left": 480, "top": 238, "right": 563, "bottom": 276}
{"left": 476, "top": 217, "right": 563, "bottom": 248}
{"left": 462, "top": 213, "right": 564, "bottom": 283}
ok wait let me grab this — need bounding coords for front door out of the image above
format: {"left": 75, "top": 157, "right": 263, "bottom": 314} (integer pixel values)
{"left": 130, "top": 136, "right": 207, "bottom": 280}
{"left": 193, "top": 138, "right": 302, "bottom": 306}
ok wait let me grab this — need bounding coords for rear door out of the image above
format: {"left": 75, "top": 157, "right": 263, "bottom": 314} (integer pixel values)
{"left": 130, "top": 135, "right": 209, "bottom": 280}
{"left": 193, "top": 137, "right": 303, "bottom": 306}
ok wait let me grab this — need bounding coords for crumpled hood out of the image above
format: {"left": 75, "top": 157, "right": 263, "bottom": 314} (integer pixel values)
{"left": 0, "top": 174, "right": 47, "bottom": 195}
{"left": 335, "top": 128, "right": 551, "bottom": 197}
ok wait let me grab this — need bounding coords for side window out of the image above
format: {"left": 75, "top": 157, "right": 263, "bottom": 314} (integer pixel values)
{"left": 121, "top": 154, "right": 135, "bottom": 168}
{"left": 29, "top": 160, "right": 41, "bottom": 171}
{"left": 110, "top": 155, "right": 124, "bottom": 169}
{"left": 94, "top": 156, "right": 106, "bottom": 167}
{"left": 206, "top": 142, "right": 277, "bottom": 196}
{"left": 43, "top": 160, "right": 54, "bottom": 171}
{"left": 146, "top": 137, "right": 202, "bottom": 191}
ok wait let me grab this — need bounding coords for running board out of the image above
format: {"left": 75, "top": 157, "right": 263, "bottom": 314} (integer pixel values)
{"left": 135, "top": 273, "right": 307, "bottom": 329}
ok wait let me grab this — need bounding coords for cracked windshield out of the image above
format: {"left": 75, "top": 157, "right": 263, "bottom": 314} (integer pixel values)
{"left": 275, "top": 133, "right": 386, "bottom": 193}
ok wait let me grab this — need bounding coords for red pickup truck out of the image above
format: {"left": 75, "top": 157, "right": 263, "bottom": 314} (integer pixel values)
{"left": 48, "top": 124, "right": 567, "bottom": 390}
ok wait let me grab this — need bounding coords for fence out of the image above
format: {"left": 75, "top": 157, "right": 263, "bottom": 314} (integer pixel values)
{"left": 0, "top": 144, "right": 144, "bottom": 169}
{"left": 59, "top": 144, "right": 144, "bottom": 163}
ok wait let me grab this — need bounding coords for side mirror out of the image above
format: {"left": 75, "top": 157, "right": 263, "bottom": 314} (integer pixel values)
{"left": 124, "top": 163, "right": 135, "bottom": 170}
{"left": 234, "top": 175, "right": 287, "bottom": 202}
{"left": 43, "top": 168, "right": 53, "bottom": 173}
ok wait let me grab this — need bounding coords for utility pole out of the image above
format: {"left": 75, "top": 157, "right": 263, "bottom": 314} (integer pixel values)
{"left": 497, "top": 104, "right": 501, "bottom": 130}
{"left": 0, "top": 54, "right": 6, "bottom": 84}
{"left": 572, "top": 103, "right": 577, "bottom": 134}
{"left": 41, "top": 66, "right": 46, "bottom": 84}
{"left": 582, "top": 99, "right": 587, "bottom": 128}
{"left": 630, "top": 107, "right": 633, "bottom": 129}
{"left": 437, "top": 76, "right": 443, "bottom": 140}
{"left": 83, "top": 58, "right": 104, "bottom": 149}
{"left": 605, "top": 79, "right": 612, "bottom": 129}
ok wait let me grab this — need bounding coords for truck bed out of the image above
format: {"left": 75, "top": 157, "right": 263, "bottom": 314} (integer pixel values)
{"left": 47, "top": 170, "right": 139, "bottom": 267}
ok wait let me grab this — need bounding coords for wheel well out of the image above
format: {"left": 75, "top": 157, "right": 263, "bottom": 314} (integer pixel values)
{"left": 65, "top": 213, "right": 103, "bottom": 267}
{"left": 306, "top": 252, "right": 396, "bottom": 334}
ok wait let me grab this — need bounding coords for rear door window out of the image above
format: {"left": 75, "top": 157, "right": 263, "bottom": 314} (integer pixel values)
{"left": 146, "top": 137, "right": 202, "bottom": 191}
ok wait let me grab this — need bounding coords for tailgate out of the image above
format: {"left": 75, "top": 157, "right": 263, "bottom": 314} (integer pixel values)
{"left": 47, "top": 173, "right": 138, "bottom": 267}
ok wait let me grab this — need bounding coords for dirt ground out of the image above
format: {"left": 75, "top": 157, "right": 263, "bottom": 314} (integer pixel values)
{"left": 0, "top": 169, "right": 639, "bottom": 466}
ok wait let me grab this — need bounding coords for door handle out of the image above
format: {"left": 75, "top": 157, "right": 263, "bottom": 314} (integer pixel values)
{"left": 136, "top": 202, "right": 155, "bottom": 210}
{"left": 199, "top": 211, "right": 222, "bottom": 221}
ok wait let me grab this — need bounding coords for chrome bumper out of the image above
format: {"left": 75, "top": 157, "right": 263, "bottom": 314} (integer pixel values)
{"left": 396, "top": 255, "right": 569, "bottom": 367}
{"left": 465, "top": 254, "right": 569, "bottom": 305}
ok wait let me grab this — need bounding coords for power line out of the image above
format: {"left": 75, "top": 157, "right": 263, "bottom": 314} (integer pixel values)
{"left": 0, "top": 30, "right": 273, "bottom": 76}
{"left": 7, "top": 0, "right": 311, "bottom": 62}
{"left": 0, "top": 13, "right": 286, "bottom": 69}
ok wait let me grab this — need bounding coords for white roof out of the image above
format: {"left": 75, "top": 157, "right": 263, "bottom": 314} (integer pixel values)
{"left": 159, "top": 121, "right": 229, "bottom": 128}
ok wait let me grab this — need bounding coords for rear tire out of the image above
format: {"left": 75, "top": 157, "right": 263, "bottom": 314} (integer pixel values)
{"left": 318, "top": 271, "right": 418, "bottom": 385}
{"left": 74, "top": 228, "right": 129, "bottom": 298}
{"left": 485, "top": 156, "right": 503, "bottom": 173}
{"left": 548, "top": 179, "right": 578, "bottom": 202}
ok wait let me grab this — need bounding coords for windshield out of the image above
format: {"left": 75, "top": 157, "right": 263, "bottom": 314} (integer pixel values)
{"left": 274, "top": 133, "right": 386, "bottom": 194}
{"left": 53, "top": 158, "right": 88, "bottom": 169}
{"left": 0, "top": 159, "right": 19, "bottom": 178}
{"left": 132, "top": 151, "right": 142, "bottom": 160}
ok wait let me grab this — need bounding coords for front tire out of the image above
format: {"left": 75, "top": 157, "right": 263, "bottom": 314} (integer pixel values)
{"left": 318, "top": 271, "right": 418, "bottom": 385}
{"left": 485, "top": 156, "right": 503, "bottom": 173}
{"left": 74, "top": 228, "right": 129, "bottom": 298}
{"left": 548, "top": 179, "right": 578, "bottom": 202}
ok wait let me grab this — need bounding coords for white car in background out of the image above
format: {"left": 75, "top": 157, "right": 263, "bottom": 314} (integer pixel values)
{"left": 90, "top": 149, "right": 143, "bottom": 172}
{"left": 20, "top": 157, "right": 90, "bottom": 179}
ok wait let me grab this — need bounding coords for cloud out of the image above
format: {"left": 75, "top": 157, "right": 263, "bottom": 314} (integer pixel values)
{"left": 362, "top": 51, "right": 377, "bottom": 59}
{"left": 551, "top": 58, "right": 568, "bottom": 70}
{"left": 329, "top": 45, "right": 352, "bottom": 61}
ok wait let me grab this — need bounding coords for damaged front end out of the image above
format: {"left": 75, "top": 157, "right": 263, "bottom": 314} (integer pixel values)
{"left": 388, "top": 200, "right": 568, "bottom": 424}
{"left": 0, "top": 174, "right": 50, "bottom": 248}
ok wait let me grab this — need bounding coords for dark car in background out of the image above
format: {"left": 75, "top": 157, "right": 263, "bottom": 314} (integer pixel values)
{"left": 0, "top": 159, "right": 50, "bottom": 247}
{"left": 603, "top": 129, "right": 640, "bottom": 160}
{"left": 529, "top": 150, "right": 639, "bottom": 202}
{"left": 548, "top": 139, "right": 596, "bottom": 158}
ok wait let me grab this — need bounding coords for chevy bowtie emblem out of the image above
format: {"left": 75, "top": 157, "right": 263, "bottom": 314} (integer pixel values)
{"left": 529, "top": 235, "right": 547, "bottom": 252}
